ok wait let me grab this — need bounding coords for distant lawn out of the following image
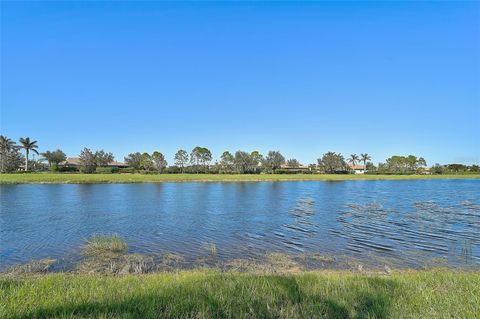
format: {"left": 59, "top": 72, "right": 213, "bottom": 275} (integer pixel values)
{"left": 0, "top": 173, "right": 479, "bottom": 184}
{"left": 1, "top": 270, "right": 478, "bottom": 318}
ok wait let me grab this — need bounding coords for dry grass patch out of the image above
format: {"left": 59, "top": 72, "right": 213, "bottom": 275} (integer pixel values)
{"left": 4, "top": 258, "right": 56, "bottom": 276}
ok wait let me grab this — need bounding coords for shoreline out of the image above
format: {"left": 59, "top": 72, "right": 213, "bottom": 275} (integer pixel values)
{"left": 1, "top": 173, "right": 479, "bottom": 184}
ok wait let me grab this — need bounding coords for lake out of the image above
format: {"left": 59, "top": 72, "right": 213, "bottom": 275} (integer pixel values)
{"left": 1, "top": 180, "right": 479, "bottom": 270}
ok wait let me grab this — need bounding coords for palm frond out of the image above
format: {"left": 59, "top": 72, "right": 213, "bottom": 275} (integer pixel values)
{"left": 19, "top": 137, "right": 28, "bottom": 143}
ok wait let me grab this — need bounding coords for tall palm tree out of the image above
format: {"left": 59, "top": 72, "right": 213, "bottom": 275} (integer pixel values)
{"left": 348, "top": 154, "right": 359, "bottom": 166}
{"left": 19, "top": 137, "right": 39, "bottom": 171}
{"left": 360, "top": 153, "right": 371, "bottom": 168}
{"left": 0, "top": 135, "right": 16, "bottom": 152}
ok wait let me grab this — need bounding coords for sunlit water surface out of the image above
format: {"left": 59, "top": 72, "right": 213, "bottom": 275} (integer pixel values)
{"left": 1, "top": 180, "right": 479, "bottom": 270}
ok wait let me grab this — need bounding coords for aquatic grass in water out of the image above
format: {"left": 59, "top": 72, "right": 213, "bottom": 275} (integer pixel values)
{"left": 201, "top": 242, "right": 217, "bottom": 259}
{"left": 4, "top": 234, "right": 473, "bottom": 276}
{"left": 461, "top": 239, "right": 473, "bottom": 264}
{"left": 82, "top": 234, "right": 128, "bottom": 258}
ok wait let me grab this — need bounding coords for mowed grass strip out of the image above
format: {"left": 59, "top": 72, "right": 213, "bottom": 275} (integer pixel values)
{"left": 1, "top": 173, "right": 479, "bottom": 184}
{"left": 1, "top": 270, "right": 478, "bottom": 318}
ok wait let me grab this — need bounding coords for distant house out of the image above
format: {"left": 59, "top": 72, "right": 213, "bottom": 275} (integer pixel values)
{"left": 59, "top": 157, "right": 128, "bottom": 170}
{"left": 350, "top": 164, "right": 366, "bottom": 174}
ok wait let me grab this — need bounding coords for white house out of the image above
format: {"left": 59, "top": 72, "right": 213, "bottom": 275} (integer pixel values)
{"left": 350, "top": 164, "right": 366, "bottom": 174}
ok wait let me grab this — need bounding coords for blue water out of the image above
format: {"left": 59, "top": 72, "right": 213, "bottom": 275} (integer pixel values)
{"left": 1, "top": 180, "right": 479, "bottom": 269}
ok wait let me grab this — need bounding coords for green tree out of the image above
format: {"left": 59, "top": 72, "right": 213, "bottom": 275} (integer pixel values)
{"left": 152, "top": 151, "right": 167, "bottom": 173}
{"left": 19, "top": 137, "right": 39, "bottom": 171}
{"left": 190, "top": 147, "right": 201, "bottom": 172}
{"left": 469, "top": 165, "right": 480, "bottom": 172}
{"left": 174, "top": 149, "right": 189, "bottom": 173}
{"left": 366, "top": 162, "right": 376, "bottom": 173}
{"left": 377, "top": 162, "right": 388, "bottom": 174}
{"left": 347, "top": 154, "right": 359, "bottom": 166}
{"left": 318, "top": 152, "right": 346, "bottom": 173}
{"left": 431, "top": 163, "right": 444, "bottom": 174}
{"left": 190, "top": 147, "right": 212, "bottom": 173}
{"left": 417, "top": 157, "right": 427, "bottom": 168}
{"left": 382, "top": 155, "right": 427, "bottom": 174}
{"left": 199, "top": 148, "right": 212, "bottom": 172}
{"left": 447, "top": 164, "right": 466, "bottom": 173}
{"left": 140, "top": 152, "right": 154, "bottom": 171}
{"left": 41, "top": 149, "right": 67, "bottom": 171}
{"left": 263, "top": 151, "right": 285, "bottom": 173}
{"left": 124, "top": 152, "right": 142, "bottom": 170}
{"left": 0, "top": 135, "right": 23, "bottom": 173}
{"left": 78, "top": 148, "right": 97, "bottom": 173}
{"left": 250, "top": 151, "right": 263, "bottom": 173}
{"left": 95, "top": 150, "right": 114, "bottom": 167}
{"left": 41, "top": 149, "right": 66, "bottom": 170}
{"left": 286, "top": 158, "right": 300, "bottom": 168}
{"left": 385, "top": 156, "right": 408, "bottom": 173}
{"left": 406, "top": 155, "right": 418, "bottom": 172}
{"left": 360, "top": 153, "right": 371, "bottom": 168}
{"left": 0, "top": 135, "right": 16, "bottom": 152}
{"left": 220, "top": 151, "right": 234, "bottom": 173}
{"left": 234, "top": 150, "right": 254, "bottom": 174}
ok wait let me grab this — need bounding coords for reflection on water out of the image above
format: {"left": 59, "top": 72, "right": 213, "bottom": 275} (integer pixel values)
{"left": 1, "top": 180, "right": 479, "bottom": 269}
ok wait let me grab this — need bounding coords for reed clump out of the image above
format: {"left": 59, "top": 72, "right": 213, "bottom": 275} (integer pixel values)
{"left": 82, "top": 234, "right": 128, "bottom": 258}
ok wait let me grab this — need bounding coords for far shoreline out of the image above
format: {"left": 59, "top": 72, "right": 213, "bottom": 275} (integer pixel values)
{"left": 1, "top": 173, "right": 479, "bottom": 184}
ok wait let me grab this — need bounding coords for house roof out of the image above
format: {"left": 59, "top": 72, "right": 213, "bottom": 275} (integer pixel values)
{"left": 350, "top": 164, "right": 366, "bottom": 170}
{"left": 60, "top": 157, "right": 81, "bottom": 165}
{"left": 109, "top": 161, "right": 128, "bottom": 167}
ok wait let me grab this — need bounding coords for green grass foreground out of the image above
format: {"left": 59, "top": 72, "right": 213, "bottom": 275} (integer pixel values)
{"left": 1, "top": 173, "right": 479, "bottom": 184}
{"left": 1, "top": 270, "right": 479, "bottom": 318}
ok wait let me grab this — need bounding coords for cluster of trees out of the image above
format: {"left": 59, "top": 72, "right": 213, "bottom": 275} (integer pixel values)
{"left": 42, "top": 149, "right": 67, "bottom": 170}
{"left": 124, "top": 148, "right": 287, "bottom": 174}
{"left": 77, "top": 148, "right": 115, "bottom": 173}
{"left": 0, "top": 136, "right": 43, "bottom": 173}
{"left": 314, "top": 152, "right": 372, "bottom": 173}
{"left": 2, "top": 135, "right": 479, "bottom": 175}
{"left": 0, "top": 136, "right": 24, "bottom": 173}
{"left": 124, "top": 151, "right": 168, "bottom": 173}
{"left": 430, "top": 163, "right": 480, "bottom": 174}
{"left": 217, "top": 150, "right": 283, "bottom": 174}
{"left": 371, "top": 155, "right": 427, "bottom": 174}
{"left": 128, "top": 149, "right": 376, "bottom": 175}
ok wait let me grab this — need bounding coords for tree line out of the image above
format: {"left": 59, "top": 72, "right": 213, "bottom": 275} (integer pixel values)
{"left": 1, "top": 135, "right": 479, "bottom": 174}
{"left": 123, "top": 149, "right": 285, "bottom": 174}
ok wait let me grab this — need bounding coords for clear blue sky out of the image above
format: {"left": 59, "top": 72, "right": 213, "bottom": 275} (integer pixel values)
{"left": 1, "top": 2, "right": 479, "bottom": 165}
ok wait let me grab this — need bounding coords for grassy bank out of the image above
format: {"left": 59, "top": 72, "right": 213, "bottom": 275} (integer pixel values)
{"left": 1, "top": 173, "right": 479, "bottom": 184}
{"left": 2, "top": 237, "right": 479, "bottom": 318}
{"left": 1, "top": 270, "right": 478, "bottom": 318}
